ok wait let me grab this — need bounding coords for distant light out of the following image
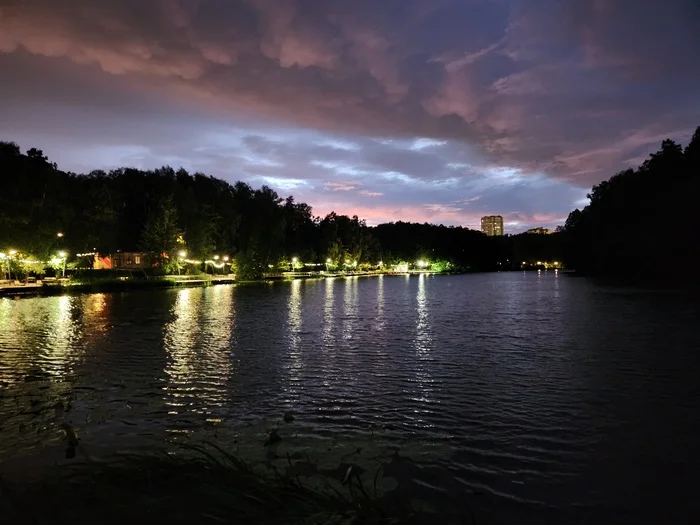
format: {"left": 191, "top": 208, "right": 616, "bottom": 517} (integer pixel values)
{"left": 58, "top": 251, "right": 66, "bottom": 258}
{"left": 292, "top": 257, "right": 298, "bottom": 263}
{"left": 179, "top": 250, "right": 187, "bottom": 258}
{"left": 353, "top": 260, "right": 357, "bottom": 267}
{"left": 378, "top": 261, "right": 383, "bottom": 266}
{"left": 521, "top": 261, "right": 527, "bottom": 265}
{"left": 553, "top": 261, "right": 559, "bottom": 266}
{"left": 213, "top": 255, "right": 220, "bottom": 260}
{"left": 223, "top": 256, "right": 229, "bottom": 262}
{"left": 417, "top": 260, "right": 427, "bottom": 268}
{"left": 326, "top": 258, "right": 331, "bottom": 264}
{"left": 9, "top": 250, "right": 17, "bottom": 256}
{"left": 56, "top": 232, "right": 64, "bottom": 238}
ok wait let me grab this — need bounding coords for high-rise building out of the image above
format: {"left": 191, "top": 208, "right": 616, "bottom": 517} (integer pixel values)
{"left": 481, "top": 215, "right": 504, "bottom": 236}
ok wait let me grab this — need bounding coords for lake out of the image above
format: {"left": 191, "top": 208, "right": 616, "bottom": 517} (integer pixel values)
{"left": 1, "top": 273, "right": 699, "bottom": 524}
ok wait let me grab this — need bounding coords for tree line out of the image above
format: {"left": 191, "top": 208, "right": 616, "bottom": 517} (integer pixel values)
{"left": 3, "top": 127, "right": 696, "bottom": 281}
{"left": 559, "top": 126, "right": 700, "bottom": 279}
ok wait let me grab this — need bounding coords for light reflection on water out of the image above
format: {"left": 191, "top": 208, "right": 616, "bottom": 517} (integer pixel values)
{"left": 284, "top": 279, "right": 303, "bottom": 406}
{"left": 1, "top": 275, "right": 700, "bottom": 524}
{"left": 163, "top": 286, "right": 235, "bottom": 426}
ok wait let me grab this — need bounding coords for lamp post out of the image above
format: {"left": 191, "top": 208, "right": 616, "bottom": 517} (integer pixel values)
{"left": 325, "top": 258, "right": 331, "bottom": 272}
{"left": 178, "top": 251, "right": 187, "bottom": 276}
{"left": 9, "top": 250, "right": 17, "bottom": 281}
{"left": 223, "top": 256, "right": 229, "bottom": 276}
{"left": 291, "top": 257, "right": 298, "bottom": 272}
{"left": 58, "top": 251, "right": 66, "bottom": 278}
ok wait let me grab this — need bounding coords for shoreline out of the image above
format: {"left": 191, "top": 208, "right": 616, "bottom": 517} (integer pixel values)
{"left": 0, "top": 271, "right": 443, "bottom": 298}
{"left": 0, "top": 269, "right": 589, "bottom": 299}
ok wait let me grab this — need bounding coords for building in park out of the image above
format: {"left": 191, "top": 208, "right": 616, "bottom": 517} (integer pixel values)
{"left": 525, "top": 227, "right": 552, "bottom": 235}
{"left": 481, "top": 215, "right": 504, "bottom": 236}
{"left": 111, "top": 251, "right": 149, "bottom": 270}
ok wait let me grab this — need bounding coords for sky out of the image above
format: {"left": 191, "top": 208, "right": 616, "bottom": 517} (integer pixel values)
{"left": 1, "top": 0, "right": 699, "bottom": 232}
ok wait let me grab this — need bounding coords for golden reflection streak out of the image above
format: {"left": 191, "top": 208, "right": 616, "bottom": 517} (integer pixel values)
{"left": 163, "top": 286, "right": 235, "bottom": 424}
{"left": 41, "top": 295, "right": 84, "bottom": 378}
{"left": 413, "top": 274, "right": 435, "bottom": 418}
{"left": 377, "top": 274, "right": 385, "bottom": 321}
{"left": 323, "top": 278, "right": 335, "bottom": 350}
{"left": 0, "top": 294, "right": 113, "bottom": 386}
{"left": 284, "top": 279, "right": 303, "bottom": 404}
{"left": 342, "top": 276, "right": 359, "bottom": 341}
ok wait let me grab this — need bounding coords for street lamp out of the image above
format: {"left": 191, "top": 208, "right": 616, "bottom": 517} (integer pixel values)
{"left": 291, "top": 257, "right": 298, "bottom": 271}
{"left": 325, "top": 258, "right": 331, "bottom": 272}
{"left": 177, "top": 251, "right": 187, "bottom": 276}
{"left": 8, "top": 250, "right": 17, "bottom": 281}
{"left": 57, "top": 232, "right": 64, "bottom": 238}
{"left": 58, "top": 251, "right": 66, "bottom": 278}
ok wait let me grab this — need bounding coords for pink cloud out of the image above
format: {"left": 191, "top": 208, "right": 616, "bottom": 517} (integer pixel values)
{"left": 423, "top": 70, "right": 481, "bottom": 122}
{"left": 325, "top": 180, "right": 362, "bottom": 191}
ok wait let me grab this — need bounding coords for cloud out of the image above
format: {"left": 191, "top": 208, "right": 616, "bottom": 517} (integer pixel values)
{"left": 1, "top": 0, "right": 699, "bottom": 231}
{"left": 325, "top": 180, "right": 363, "bottom": 192}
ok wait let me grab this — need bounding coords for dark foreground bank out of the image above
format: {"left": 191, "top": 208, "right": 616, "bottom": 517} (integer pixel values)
{"left": 0, "top": 444, "right": 491, "bottom": 525}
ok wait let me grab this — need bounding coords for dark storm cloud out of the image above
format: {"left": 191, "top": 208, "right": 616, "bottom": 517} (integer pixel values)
{"left": 1, "top": 0, "right": 699, "bottom": 230}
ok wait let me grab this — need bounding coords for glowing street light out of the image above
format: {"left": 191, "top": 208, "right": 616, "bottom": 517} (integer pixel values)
{"left": 56, "top": 232, "right": 64, "bottom": 238}
{"left": 58, "top": 251, "right": 67, "bottom": 278}
{"left": 179, "top": 250, "right": 187, "bottom": 258}
{"left": 223, "top": 255, "right": 229, "bottom": 262}
{"left": 291, "top": 256, "right": 298, "bottom": 271}
{"left": 325, "top": 258, "right": 331, "bottom": 272}
{"left": 9, "top": 249, "right": 17, "bottom": 256}
{"left": 214, "top": 255, "right": 220, "bottom": 260}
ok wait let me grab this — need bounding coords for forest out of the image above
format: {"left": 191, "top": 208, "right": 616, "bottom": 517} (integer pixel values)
{"left": 559, "top": 126, "right": 700, "bottom": 279}
{"left": 2, "top": 126, "right": 697, "bottom": 281}
{"left": 0, "top": 140, "right": 562, "bottom": 279}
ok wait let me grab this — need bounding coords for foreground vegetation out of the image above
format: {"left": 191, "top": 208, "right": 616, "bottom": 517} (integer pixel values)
{"left": 0, "top": 444, "right": 480, "bottom": 525}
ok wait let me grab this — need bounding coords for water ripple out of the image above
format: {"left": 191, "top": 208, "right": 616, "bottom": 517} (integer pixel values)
{"left": 2, "top": 274, "right": 700, "bottom": 523}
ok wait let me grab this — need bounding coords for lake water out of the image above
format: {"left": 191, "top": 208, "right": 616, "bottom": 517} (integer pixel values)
{"left": 1, "top": 273, "right": 699, "bottom": 524}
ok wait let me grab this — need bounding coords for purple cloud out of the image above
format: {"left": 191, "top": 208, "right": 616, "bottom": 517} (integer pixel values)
{"left": 1, "top": 0, "right": 699, "bottom": 232}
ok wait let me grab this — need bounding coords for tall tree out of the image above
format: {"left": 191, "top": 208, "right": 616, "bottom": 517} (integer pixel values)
{"left": 139, "top": 195, "right": 183, "bottom": 273}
